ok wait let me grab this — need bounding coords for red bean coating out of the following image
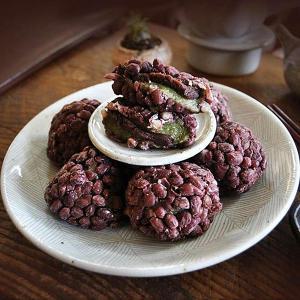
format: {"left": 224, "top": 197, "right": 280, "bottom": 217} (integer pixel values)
{"left": 193, "top": 121, "right": 267, "bottom": 194}
{"left": 47, "top": 99, "right": 100, "bottom": 166}
{"left": 107, "top": 59, "right": 207, "bottom": 113}
{"left": 45, "top": 146, "right": 124, "bottom": 230}
{"left": 106, "top": 59, "right": 232, "bottom": 122}
{"left": 125, "top": 162, "right": 222, "bottom": 241}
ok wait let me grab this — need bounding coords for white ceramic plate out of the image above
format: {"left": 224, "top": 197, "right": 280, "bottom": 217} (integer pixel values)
{"left": 1, "top": 82, "right": 299, "bottom": 277}
{"left": 88, "top": 97, "right": 216, "bottom": 166}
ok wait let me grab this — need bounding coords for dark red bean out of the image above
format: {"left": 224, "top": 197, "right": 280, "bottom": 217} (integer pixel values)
{"left": 144, "top": 192, "right": 156, "bottom": 207}
{"left": 77, "top": 110, "right": 91, "bottom": 120}
{"left": 190, "top": 196, "right": 202, "bottom": 216}
{"left": 200, "top": 149, "right": 212, "bottom": 163}
{"left": 168, "top": 173, "right": 184, "bottom": 186}
{"left": 70, "top": 171, "right": 86, "bottom": 185}
{"left": 174, "top": 197, "right": 190, "bottom": 209}
{"left": 59, "top": 207, "right": 70, "bottom": 220}
{"left": 49, "top": 200, "right": 63, "bottom": 213}
{"left": 71, "top": 207, "right": 84, "bottom": 218}
{"left": 92, "top": 195, "right": 106, "bottom": 206}
{"left": 218, "top": 142, "right": 235, "bottom": 153}
{"left": 81, "top": 181, "right": 93, "bottom": 195}
{"left": 215, "top": 164, "right": 229, "bottom": 180}
{"left": 58, "top": 185, "right": 67, "bottom": 197}
{"left": 165, "top": 66, "right": 179, "bottom": 76}
{"left": 180, "top": 183, "right": 194, "bottom": 196}
{"left": 182, "top": 217, "right": 200, "bottom": 235}
{"left": 96, "top": 164, "right": 110, "bottom": 175}
{"left": 70, "top": 165, "right": 83, "bottom": 173}
{"left": 168, "top": 228, "right": 179, "bottom": 239}
{"left": 240, "top": 169, "right": 256, "bottom": 183}
{"left": 92, "top": 180, "right": 103, "bottom": 194}
{"left": 178, "top": 211, "right": 192, "bottom": 228}
{"left": 91, "top": 216, "right": 107, "bottom": 229}
{"left": 164, "top": 214, "right": 178, "bottom": 229}
{"left": 85, "top": 204, "right": 95, "bottom": 217}
{"left": 150, "top": 217, "right": 164, "bottom": 233}
{"left": 203, "top": 195, "right": 212, "bottom": 208}
{"left": 189, "top": 176, "right": 203, "bottom": 189}
{"left": 86, "top": 170, "right": 97, "bottom": 181}
{"left": 125, "top": 63, "right": 141, "bottom": 77}
{"left": 151, "top": 183, "right": 167, "bottom": 198}
{"left": 215, "top": 150, "right": 225, "bottom": 163}
{"left": 154, "top": 206, "right": 166, "bottom": 219}
{"left": 199, "top": 209, "right": 208, "bottom": 221}
{"left": 190, "top": 225, "right": 203, "bottom": 237}
{"left": 79, "top": 217, "right": 90, "bottom": 228}
{"left": 50, "top": 184, "right": 59, "bottom": 198}
{"left": 74, "top": 185, "right": 83, "bottom": 198}
{"left": 151, "top": 89, "right": 164, "bottom": 105}
{"left": 226, "top": 151, "right": 243, "bottom": 166}
{"left": 58, "top": 173, "right": 70, "bottom": 184}
{"left": 77, "top": 196, "right": 92, "bottom": 208}
{"left": 97, "top": 208, "right": 114, "bottom": 221}
{"left": 208, "top": 141, "right": 217, "bottom": 150}
{"left": 134, "top": 178, "right": 149, "bottom": 189}
{"left": 76, "top": 150, "right": 88, "bottom": 162}
{"left": 140, "top": 61, "right": 152, "bottom": 73}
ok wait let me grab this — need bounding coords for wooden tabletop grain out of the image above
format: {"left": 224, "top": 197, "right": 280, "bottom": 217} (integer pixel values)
{"left": 0, "top": 24, "right": 299, "bottom": 300}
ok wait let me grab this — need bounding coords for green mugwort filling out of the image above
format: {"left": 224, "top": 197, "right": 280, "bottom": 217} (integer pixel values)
{"left": 104, "top": 114, "right": 131, "bottom": 141}
{"left": 104, "top": 112, "right": 189, "bottom": 145}
{"left": 158, "top": 120, "right": 189, "bottom": 144}
{"left": 149, "top": 83, "right": 200, "bottom": 112}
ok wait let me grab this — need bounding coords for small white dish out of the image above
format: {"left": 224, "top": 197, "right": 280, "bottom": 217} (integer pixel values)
{"left": 1, "top": 81, "right": 299, "bottom": 277}
{"left": 178, "top": 24, "right": 275, "bottom": 76}
{"left": 88, "top": 98, "right": 216, "bottom": 166}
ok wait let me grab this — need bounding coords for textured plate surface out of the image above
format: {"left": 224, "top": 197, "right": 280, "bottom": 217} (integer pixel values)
{"left": 1, "top": 82, "right": 299, "bottom": 277}
{"left": 88, "top": 95, "right": 216, "bottom": 166}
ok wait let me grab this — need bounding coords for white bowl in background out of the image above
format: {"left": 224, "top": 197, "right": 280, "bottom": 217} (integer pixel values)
{"left": 178, "top": 24, "right": 275, "bottom": 76}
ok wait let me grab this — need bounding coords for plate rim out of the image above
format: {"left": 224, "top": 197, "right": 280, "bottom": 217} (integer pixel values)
{"left": 1, "top": 81, "right": 299, "bottom": 277}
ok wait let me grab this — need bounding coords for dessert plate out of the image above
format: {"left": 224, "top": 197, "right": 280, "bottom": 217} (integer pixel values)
{"left": 88, "top": 99, "right": 216, "bottom": 166}
{"left": 1, "top": 81, "right": 299, "bottom": 277}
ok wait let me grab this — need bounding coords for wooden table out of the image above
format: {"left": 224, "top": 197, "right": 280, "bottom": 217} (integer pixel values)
{"left": 0, "top": 24, "right": 299, "bottom": 299}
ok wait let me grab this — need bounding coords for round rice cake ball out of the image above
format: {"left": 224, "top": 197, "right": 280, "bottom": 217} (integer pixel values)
{"left": 125, "top": 162, "right": 222, "bottom": 241}
{"left": 47, "top": 99, "right": 100, "bottom": 166}
{"left": 44, "top": 146, "right": 124, "bottom": 230}
{"left": 193, "top": 121, "right": 267, "bottom": 194}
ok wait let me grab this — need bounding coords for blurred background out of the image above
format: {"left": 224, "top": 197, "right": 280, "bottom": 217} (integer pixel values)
{"left": 0, "top": 0, "right": 300, "bottom": 95}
